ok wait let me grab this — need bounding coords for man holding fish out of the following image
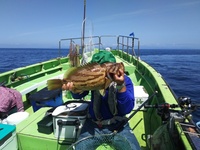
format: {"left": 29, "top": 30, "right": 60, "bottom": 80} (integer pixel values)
{"left": 48, "top": 50, "right": 140, "bottom": 149}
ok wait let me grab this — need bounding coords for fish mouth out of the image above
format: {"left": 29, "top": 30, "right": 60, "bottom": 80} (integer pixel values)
{"left": 107, "top": 73, "right": 115, "bottom": 80}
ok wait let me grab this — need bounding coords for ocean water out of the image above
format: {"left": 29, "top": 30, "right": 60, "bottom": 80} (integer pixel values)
{"left": 141, "top": 49, "right": 200, "bottom": 123}
{"left": 0, "top": 48, "right": 200, "bottom": 123}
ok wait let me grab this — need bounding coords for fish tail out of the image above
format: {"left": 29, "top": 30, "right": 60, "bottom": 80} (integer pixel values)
{"left": 47, "top": 79, "right": 63, "bottom": 90}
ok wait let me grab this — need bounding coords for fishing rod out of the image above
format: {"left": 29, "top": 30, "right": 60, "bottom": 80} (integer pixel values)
{"left": 114, "top": 90, "right": 158, "bottom": 132}
{"left": 144, "top": 96, "right": 200, "bottom": 130}
{"left": 144, "top": 96, "right": 200, "bottom": 112}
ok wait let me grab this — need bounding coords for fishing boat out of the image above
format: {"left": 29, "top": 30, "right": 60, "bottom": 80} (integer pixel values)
{"left": 1, "top": 36, "right": 200, "bottom": 150}
{"left": 1, "top": 3, "right": 200, "bottom": 150}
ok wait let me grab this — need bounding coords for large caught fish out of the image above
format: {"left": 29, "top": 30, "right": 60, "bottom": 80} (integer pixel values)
{"left": 47, "top": 62, "right": 124, "bottom": 93}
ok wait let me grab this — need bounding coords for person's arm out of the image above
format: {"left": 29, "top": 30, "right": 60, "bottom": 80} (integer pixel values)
{"left": 116, "top": 76, "right": 134, "bottom": 115}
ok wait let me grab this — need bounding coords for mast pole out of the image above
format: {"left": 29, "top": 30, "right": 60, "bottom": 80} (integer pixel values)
{"left": 82, "top": 0, "right": 86, "bottom": 55}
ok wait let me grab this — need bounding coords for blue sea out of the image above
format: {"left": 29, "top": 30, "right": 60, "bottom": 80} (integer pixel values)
{"left": 0, "top": 48, "right": 200, "bottom": 123}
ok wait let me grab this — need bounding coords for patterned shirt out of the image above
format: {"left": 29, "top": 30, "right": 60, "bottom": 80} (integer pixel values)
{"left": 0, "top": 86, "right": 24, "bottom": 113}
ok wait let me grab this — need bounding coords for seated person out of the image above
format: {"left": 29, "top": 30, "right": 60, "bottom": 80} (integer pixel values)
{"left": 0, "top": 86, "right": 24, "bottom": 119}
{"left": 62, "top": 50, "right": 140, "bottom": 149}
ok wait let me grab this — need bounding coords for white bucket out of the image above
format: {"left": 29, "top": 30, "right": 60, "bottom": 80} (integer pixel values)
{"left": 7, "top": 112, "right": 29, "bottom": 125}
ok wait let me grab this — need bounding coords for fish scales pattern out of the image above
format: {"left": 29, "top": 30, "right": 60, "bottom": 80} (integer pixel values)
{"left": 47, "top": 62, "right": 124, "bottom": 92}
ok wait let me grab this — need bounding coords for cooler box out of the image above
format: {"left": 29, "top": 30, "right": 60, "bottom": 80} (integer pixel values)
{"left": 29, "top": 87, "right": 63, "bottom": 112}
{"left": 52, "top": 101, "right": 89, "bottom": 142}
{"left": 134, "top": 86, "right": 149, "bottom": 110}
{"left": 0, "top": 124, "right": 17, "bottom": 150}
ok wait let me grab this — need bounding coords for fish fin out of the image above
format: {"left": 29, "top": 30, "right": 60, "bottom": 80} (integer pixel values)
{"left": 64, "top": 62, "right": 100, "bottom": 78}
{"left": 47, "top": 79, "right": 63, "bottom": 90}
{"left": 79, "top": 62, "right": 99, "bottom": 68}
{"left": 63, "top": 67, "right": 77, "bottom": 78}
{"left": 99, "top": 89, "right": 105, "bottom": 96}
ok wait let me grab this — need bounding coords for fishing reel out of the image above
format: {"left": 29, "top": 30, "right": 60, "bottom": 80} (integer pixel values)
{"left": 144, "top": 103, "right": 179, "bottom": 122}
{"left": 144, "top": 96, "right": 200, "bottom": 122}
{"left": 178, "top": 96, "right": 191, "bottom": 107}
{"left": 178, "top": 96, "right": 198, "bottom": 110}
{"left": 178, "top": 96, "right": 200, "bottom": 121}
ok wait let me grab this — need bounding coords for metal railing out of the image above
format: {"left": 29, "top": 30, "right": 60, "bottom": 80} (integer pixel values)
{"left": 117, "top": 35, "right": 140, "bottom": 60}
{"left": 58, "top": 35, "right": 140, "bottom": 59}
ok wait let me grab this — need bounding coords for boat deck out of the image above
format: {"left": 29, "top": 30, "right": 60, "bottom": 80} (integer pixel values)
{"left": 15, "top": 56, "right": 148, "bottom": 149}
{"left": 17, "top": 107, "right": 68, "bottom": 150}
{"left": 16, "top": 107, "right": 147, "bottom": 150}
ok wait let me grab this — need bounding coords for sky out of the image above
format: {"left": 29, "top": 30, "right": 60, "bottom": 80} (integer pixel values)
{"left": 0, "top": 0, "right": 200, "bottom": 49}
